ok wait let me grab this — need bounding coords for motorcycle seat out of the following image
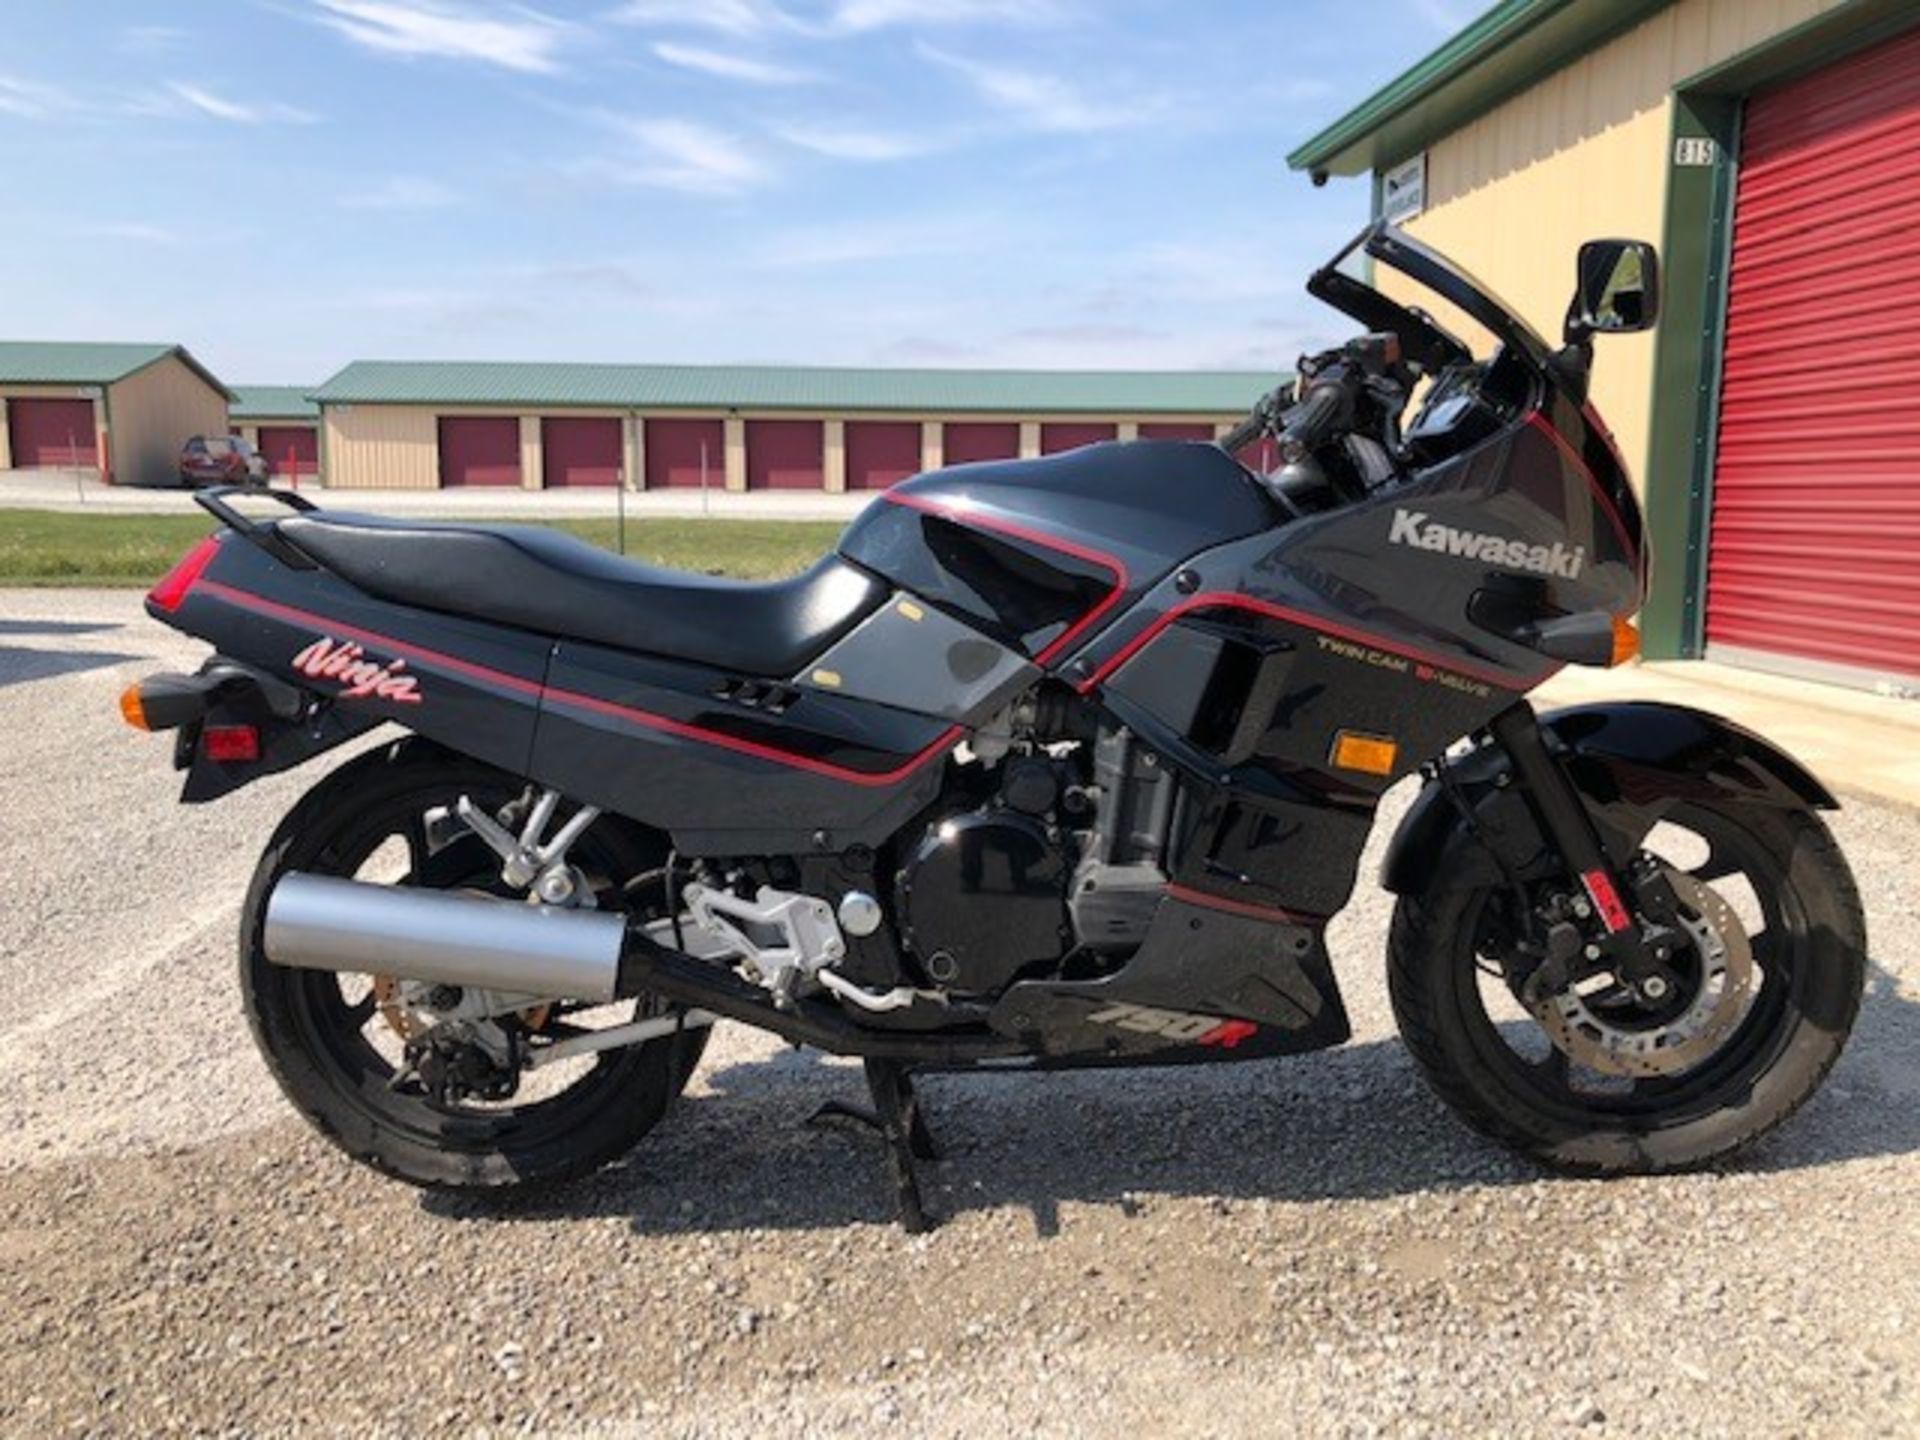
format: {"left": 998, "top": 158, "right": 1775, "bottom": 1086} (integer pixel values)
{"left": 275, "top": 512, "right": 886, "bottom": 677}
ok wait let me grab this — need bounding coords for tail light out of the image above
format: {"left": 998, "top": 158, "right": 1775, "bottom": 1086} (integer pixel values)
{"left": 148, "top": 534, "right": 222, "bottom": 613}
{"left": 202, "top": 724, "right": 261, "bottom": 762}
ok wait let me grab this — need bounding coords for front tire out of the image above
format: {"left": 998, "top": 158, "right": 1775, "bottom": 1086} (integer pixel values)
{"left": 241, "top": 741, "right": 707, "bottom": 1190}
{"left": 1389, "top": 798, "right": 1866, "bottom": 1173}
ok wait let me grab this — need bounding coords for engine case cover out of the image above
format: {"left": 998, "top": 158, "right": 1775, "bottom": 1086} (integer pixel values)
{"left": 898, "top": 810, "right": 1070, "bottom": 995}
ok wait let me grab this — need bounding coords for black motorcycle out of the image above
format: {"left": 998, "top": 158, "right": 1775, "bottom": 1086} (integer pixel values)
{"left": 125, "top": 223, "right": 1866, "bottom": 1228}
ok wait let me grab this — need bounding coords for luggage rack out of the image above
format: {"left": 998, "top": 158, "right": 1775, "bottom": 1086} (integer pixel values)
{"left": 193, "top": 484, "right": 320, "bottom": 569}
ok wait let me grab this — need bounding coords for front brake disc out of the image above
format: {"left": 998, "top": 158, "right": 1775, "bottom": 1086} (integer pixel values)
{"left": 1528, "top": 870, "right": 1755, "bottom": 1079}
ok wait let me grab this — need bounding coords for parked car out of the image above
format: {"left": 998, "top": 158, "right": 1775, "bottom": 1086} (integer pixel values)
{"left": 178, "top": 435, "right": 268, "bottom": 488}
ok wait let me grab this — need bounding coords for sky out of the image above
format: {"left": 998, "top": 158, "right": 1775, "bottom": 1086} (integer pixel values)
{"left": 0, "top": 0, "right": 1475, "bottom": 385}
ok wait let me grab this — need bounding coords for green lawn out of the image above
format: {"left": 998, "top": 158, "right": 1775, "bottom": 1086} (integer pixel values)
{"left": 0, "top": 509, "right": 846, "bottom": 587}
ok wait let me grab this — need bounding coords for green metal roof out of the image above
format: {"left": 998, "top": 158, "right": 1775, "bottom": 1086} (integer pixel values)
{"left": 0, "top": 340, "right": 231, "bottom": 397}
{"left": 1288, "top": 0, "right": 1676, "bottom": 177}
{"left": 310, "top": 360, "right": 1271, "bottom": 415}
{"left": 230, "top": 385, "right": 320, "bottom": 420}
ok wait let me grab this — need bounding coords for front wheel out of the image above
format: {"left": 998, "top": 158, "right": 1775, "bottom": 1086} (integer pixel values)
{"left": 241, "top": 741, "right": 708, "bottom": 1190}
{"left": 1389, "top": 798, "right": 1866, "bottom": 1173}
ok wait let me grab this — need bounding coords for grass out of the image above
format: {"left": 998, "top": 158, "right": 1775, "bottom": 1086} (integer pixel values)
{"left": 0, "top": 509, "right": 847, "bottom": 587}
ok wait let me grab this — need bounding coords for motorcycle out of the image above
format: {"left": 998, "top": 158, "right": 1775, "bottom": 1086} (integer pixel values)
{"left": 124, "top": 223, "right": 1866, "bottom": 1229}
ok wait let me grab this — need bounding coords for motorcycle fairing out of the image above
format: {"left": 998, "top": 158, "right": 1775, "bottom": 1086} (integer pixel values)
{"left": 839, "top": 439, "right": 1277, "bottom": 662}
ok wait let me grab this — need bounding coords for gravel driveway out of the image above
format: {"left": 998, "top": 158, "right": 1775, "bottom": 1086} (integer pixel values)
{"left": 2, "top": 589, "right": 1915, "bottom": 1438}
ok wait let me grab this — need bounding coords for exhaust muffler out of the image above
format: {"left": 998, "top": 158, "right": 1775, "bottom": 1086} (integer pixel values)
{"left": 263, "top": 872, "right": 626, "bottom": 1001}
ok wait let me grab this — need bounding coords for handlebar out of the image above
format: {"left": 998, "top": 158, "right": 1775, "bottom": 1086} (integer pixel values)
{"left": 1220, "top": 365, "right": 1357, "bottom": 461}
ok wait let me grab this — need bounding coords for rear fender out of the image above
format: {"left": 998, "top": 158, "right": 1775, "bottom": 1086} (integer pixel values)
{"left": 1382, "top": 701, "right": 1837, "bottom": 896}
{"left": 131, "top": 656, "right": 379, "bottom": 802}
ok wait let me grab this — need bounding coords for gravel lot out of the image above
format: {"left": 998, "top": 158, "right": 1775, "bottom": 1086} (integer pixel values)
{"left": 2, "top": 588, "right": 1916, "bottom": 1438}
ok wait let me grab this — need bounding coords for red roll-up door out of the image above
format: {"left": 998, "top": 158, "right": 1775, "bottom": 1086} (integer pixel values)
{"left": 542, "top": 416, "right": 622, "bottom": 488}
{"left": 1235, "top": 435, "right": 1285, "bottom": 473}
{"left": 1706, "top": 26, "right": 1920, "bottom": 682}
{"left": 438, "top": 417, "right": 520, "bottom": 487}
{"left": 258, "top": 425, "right": 318, "bottom": 481}
{"left": 645, "top": 418, "right": 724, "bottom": 489}
{"left": 1139, "top": 422, "right": 1216, "bottom": 442}
{"left": 747, "top": 419, "right": 823, "bottom": 490}
{"left": 9, "top": 398, "right": 97, "bottom": 469}
{"left": 845, "top": 421, "right": 921, "bottom": 490}
{"left": 943, "top": 422, "right": 1020, "bottom": 465}
{"left": 1040, "top": 422, "right": 1116, "bottom": 455}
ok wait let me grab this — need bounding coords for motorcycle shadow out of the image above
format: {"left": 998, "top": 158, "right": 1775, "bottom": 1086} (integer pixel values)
{"left": 425, "top": 960, "right": 1917, "bottom": 1237}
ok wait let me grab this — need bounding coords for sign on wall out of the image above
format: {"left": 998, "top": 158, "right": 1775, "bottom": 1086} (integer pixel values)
{"left": 1382, "top": 153, "right": 1426, "bottom": 222}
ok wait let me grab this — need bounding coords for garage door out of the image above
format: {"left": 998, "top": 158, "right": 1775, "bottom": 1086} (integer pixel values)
{"left": 438, "top": 417, "right": 521, "bottom": 487}
{"left": 1040, "top": 422, "right": 1116, "bottom": 455}
{"left": 943, "top": 422, "right": 1020, "bottom": 465}
{"left": 257, "top": 425, "right": 318, "bottom": 481}
{"left": 542, "top": 416, "right": 622, "bottom": 488}
{"left": 1706, "top": 27, "right": 1920, "bottom": 683}
{"left": 845, "top": 421, "right": 921, "bottom": 490}
{"left": 747, "top": 419, "right": 823, "bottom": 490}
{"left": 9, "top": 398, "right": 97, "bottom": 469}
{"left": 645, "top": 419, "right": 724, "bottom": 489}
{"left": 1139, "top": 422, "right": 1216, "bottom": 442}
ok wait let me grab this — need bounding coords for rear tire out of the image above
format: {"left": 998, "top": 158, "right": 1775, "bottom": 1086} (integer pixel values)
{"left": 241, "top": 741, "right": 708, "bottom": 1190}
{"left": 1388, "top": 799, "right": 1866, "bottom": 1173}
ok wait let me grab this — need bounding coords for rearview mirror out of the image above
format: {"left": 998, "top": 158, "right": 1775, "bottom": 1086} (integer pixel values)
{"left": 1567, "top": 239, "right": 1659, "bottom": 339}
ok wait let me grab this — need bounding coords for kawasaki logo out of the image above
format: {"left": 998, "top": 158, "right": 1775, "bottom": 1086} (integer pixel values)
{"left": 1389, "top": 509, "right": 1584, "bottom": 579}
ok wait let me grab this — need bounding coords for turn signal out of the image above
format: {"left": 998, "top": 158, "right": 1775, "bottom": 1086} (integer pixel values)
{"left": 118, "top": 683, "right": 150, "bottom": 731}
{"left": 1331, "top": 730, "right": 1399, "bottom": 776}
{"left": 1609, "top": 616, "right": 1642, "bottom": 667}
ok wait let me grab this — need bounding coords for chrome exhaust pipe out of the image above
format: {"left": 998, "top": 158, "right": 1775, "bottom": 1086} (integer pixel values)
{"left": 262, "top": 872, "right": 627, "bottom": 1002}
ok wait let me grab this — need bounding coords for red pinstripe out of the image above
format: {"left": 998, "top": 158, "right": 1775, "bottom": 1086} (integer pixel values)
{"left": 193, "top": 579, "right": 961, "bottom": 787}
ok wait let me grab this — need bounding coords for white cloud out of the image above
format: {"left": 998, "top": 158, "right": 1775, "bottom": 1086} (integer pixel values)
{"left": 168, "top": 82, "right": 318, "bottom": 124}
{"left": 608, "top": 0, "right": 794, "bottom": 36}
{"left": 773, "top": 121, "right": 934, "bottom": 161}
{"left": 828, "top": 0, "right": 1072, "bottom": 32}
{"left": 651, "top": 42, "right": 815, "bottom": 85}
{"left": 579, "top": 115, "right": 769, "bottom": 195}
{"left": 81, "top": 221, "right": 182, "bottom": 245}
{"left": 311, "top": 0, "right": 569, "bottom": 73}
{"left": 1407, "top": 0, "right": 1472, "bottom": 32}
{"left": 754, "top": 218, "right": 967, "bottom": 267}
{"left": 0, "top": 74, "right": 75, "bottom": 119}
{"left": 610, "top": 0, "right": 1071, "bottom": 36}
{"left": 120, "top": 25, "right": 190, "bottom": 53}
{"left": 916, "top": 43, "right": 1150, "bottom": 133}
{"left": 342, "top": 175, "right": 461, "bottom": 209}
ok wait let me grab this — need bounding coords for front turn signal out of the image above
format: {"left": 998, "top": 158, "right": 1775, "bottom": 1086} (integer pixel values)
{"left": 119, "top": 683, "right": 151, "bottom": 731}
{"left": 1609, "top": 616, "right": 1642, "bottom": 667}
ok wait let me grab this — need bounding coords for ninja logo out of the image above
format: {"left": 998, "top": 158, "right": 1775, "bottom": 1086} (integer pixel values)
{"left": 292, "top": 636, "right": 424, "bottom": 705}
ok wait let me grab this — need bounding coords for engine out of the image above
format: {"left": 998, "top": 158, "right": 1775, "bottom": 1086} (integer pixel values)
{"left": 895, "top": 695, "right": 1179, "bottom": 998}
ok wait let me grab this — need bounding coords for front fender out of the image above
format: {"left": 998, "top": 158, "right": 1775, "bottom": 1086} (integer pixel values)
{"left": 1381, "top": 701, "right": 1837, "bottom": 896}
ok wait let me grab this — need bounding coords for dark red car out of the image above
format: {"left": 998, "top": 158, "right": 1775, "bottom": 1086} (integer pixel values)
{"left": 178, "top": 435, "right": 268, "bottom": 488}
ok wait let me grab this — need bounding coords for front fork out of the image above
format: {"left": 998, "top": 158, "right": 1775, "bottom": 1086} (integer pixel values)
{"left": 1486, "top": 702, "right": 1687, "bottom": 1001}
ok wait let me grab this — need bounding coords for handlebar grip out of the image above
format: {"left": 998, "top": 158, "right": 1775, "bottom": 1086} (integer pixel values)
{"left": 1279, "top": 381, "right": 1348, "bottom": 452}
{"left": 1219, "top": 413, "right": 1267, "bottom": 456}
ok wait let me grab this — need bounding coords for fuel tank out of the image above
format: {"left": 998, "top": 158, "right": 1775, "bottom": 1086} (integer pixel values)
{"left": 838, "top": 440, "right": 1278, "bottom": 669}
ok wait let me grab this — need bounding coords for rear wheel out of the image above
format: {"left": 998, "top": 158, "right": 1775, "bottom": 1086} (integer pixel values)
{"left": 1389, "top": 798, "right": 1866, "bottom": 1173}
{"left": 241, "top": 741, "right": 708, "bottom": 1190}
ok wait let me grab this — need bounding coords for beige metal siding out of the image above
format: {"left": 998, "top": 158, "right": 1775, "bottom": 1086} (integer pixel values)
{"left": 323, "top": 404, "right": 443, "bottom": 489}
{"left": 1385, "top": 0, "right": 1845, "bottom": 492}
{"left": 320, "top": 403, "right": 1249, "bottom": 489}
{"left": 106, "top": 358, "right": 228, "bottom": 488}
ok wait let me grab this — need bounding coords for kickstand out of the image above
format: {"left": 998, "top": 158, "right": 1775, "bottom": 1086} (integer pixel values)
{"left": 807, "top": 1058, "right": 940, "bottom": 1232}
